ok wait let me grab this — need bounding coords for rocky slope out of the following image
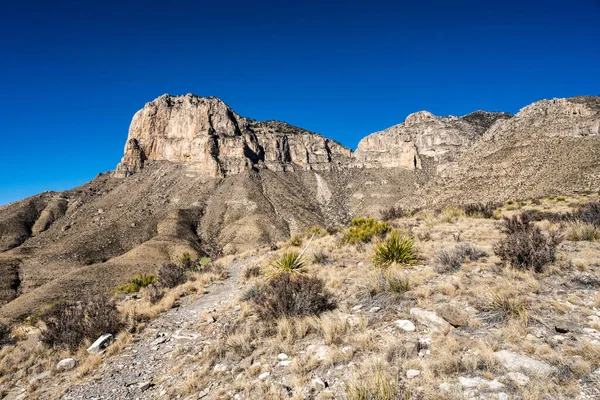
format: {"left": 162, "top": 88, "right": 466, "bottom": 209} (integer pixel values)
{"left": 0, "top": 94, "right": 599, "bottom": 320}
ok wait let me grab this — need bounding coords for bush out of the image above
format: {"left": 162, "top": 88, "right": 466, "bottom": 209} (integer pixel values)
{"left": 381, "top": 206, "right": 407, "bottom": 221}
{"left": 195, "top": 256, "right": 212, "bottom": 271}
{"left": 158, "top": 264, "right": 187, "bottom": 288}
{"left": 462, "top": 202, "right": 500, "bottom": 218}
{"left": 243, "top": 265, "right": 261, "bottom": 279}
{"left": 435, "top": 243, "right": 487, "bottom": 273}
{"left": 289, "top": 234, "right": 303, "bottom": 247}
{"left": 143, "top": 284, "right": 164, "bottom": 304}
{"left": 312, "top": 249, "right": 330, "bottom": 265}
{"left": 577, "top": 202, "right": 600, "bottom": 227}
{"left": 40, "top": 295, "right": 123, "bottom": 351}
{"left": 439, "top": 206, "right": 465, "bottom": 223}
{"left": 178, "top": 253, "right": 194, "bottom": 270}
{"left": 0, "top": 323, "right": 11, "bottom": 347}
{"left": 306, "top": 225, "right": 327, "bottom": 237}
{"left": 117, "top": 273, "right": 158, "bottom": 293}
{"left": 372, "top": 232, "right": 417, "bottom": 268}
{"left": 250, "top": 273, "right": 335, "bottom": 319}
{"left": 372, "top": 268, "right": 410, "bottom": 295}
{"left": 494, "top": 215, "right": 562, "bottom": 273}
{"left": 343, "top": 218, "right": 390, "bottom": 244}
{"left": 564, "top": 221, "right": 600, "bottom": 241}
{"left": 268, "top": 251, "right": 306, "bottom": 276}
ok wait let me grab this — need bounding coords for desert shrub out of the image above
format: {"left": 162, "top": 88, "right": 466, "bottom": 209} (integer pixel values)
{"left": 531, "top": 198, "right": 542, "bottom": 205}
{"left": 158, "top": 263, "right": 187, "bottom": 288}
{"left": 462, "top": 202, "right": 499, "bottom": 218}
{"left": 243, "top": 265, "right": 261, "bottom": 279}
{"left": 178, "top": 253, "right": 194, "bottom": 270}
{"left": 40, "top": 295, "right": 123, "bottom": 351}
{"left": 372, "top": 232, "right": 417, "bottom": 268}
{"left": 312, "top": 249, "right": 330, "bottom": 265}
{"left": 521, "top": 209, "right": 567, "bottom": 223}
{"left": 306, "top": 225, "right": 327, "bottom": 237}
{"left": 565, "top": 221, "right": 600, "bottom": 241}
{"left": 506, "top": 200, "right": 515, "bottom": 205}
{"left": 380, "top": 206, "right": 406, "bottom": 221}
{"left": 343, "top": 218, "right": 390, "bottom": 244}
{"left": 117, "top": 273, "right": 158, "bottom": 293}
{"left": 195, "top": 256, "right": 212, "bottom": 271}
{"left": 0, "top": 323, "right": 11, "bottom": 347}
{"left": 577, "top": 201, "right": 600, "bottom": 227}
{"left": 494, "top": 216, "right": 562, "bottom": 273}
{"left": 557, "top": 196, "right": 566, "bottom": 202}
{"left": 250, "top": 273, "right": 335, "bottom": 319}
{"left": 289, "top": 233, "right": 303, "bottom": 247}
{"left": 480, "top": 291, "right": 528, "bottom": 325}
{"left": 143, "top": 284, "right": 163, "bottom": 304}
{"left": 344, "top": 366, "right": 406, "bottom": 400}
{"left": 268, "top": 251, "right": 306, "bottom": 276}
{"left": 435, "top": 243, "right": 487, "bottom": 273}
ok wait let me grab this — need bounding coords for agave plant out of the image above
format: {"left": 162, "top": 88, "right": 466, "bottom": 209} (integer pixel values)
{"left": 372, "top": 231, "right": 417, "bottom": 268}
{"left": 267, "top": 251, "right": 306, "bottom": 277}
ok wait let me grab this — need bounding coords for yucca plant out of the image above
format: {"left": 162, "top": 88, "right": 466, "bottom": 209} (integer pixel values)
{"left": 267, "top": 251, "right": 306, "bottom": 277}
{"left": 373, "top": 232, "right": 417, "bottom": 268}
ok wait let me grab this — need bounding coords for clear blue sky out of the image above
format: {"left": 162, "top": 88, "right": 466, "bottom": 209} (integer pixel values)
{"left": 1, "top": 0, "right": 599, "bottom": 205}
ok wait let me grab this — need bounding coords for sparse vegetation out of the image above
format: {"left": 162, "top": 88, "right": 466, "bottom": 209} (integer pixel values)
{"left": 345, "top": 366, "right": 407, "bottom": 400}
{"left": 243, "top": 265, "right": 261, "bottom": 279}
{"left": 289, "top": 233, "right": 303, "bottom": 247}
{"left": 249, "top": 272, "right": 335, "bottom": 319}
{"left": 564, "top": 221, "right": 600, "bottom": 241}
{"left": 480, "top": 291, "right": 528, "bottom": 325}
{"left": 343, "top": 218, "right": 390, "bottom": 244}
{"left": 178, "top": 253, "right": 194, "bottom": 270}
{"left": 311, "top": 249, "right": 330, "bottom": 264}
{"left": 0, "top": 323, "right": 11, "bottom": 347}
{"left": 372, "top": 231, "right": 417, "bottom": 268}
{"left": 117, "top": 273, "right": 158, "bottom": 293}
{"left": 494, "top": 214, "right": 562, "bottom": 272}
{"left": 40, "top": 295, "right": 123, "bottom": 351}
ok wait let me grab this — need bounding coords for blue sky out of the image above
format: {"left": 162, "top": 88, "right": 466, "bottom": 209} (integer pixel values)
{"left": 1, "top": 0, "right": 599, "bottom": 205}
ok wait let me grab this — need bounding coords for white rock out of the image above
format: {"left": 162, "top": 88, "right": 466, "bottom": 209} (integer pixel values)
{"left": 352, "top": 304, "right": 363, "bottom": 311}
{"left": 258, "top": 372, "right": 270, "bottom": 380}
{"left": 312, "top": 378, "right": 327, "bottom": 390}
{"left": 406, "top": 369, "right": 421, "bottom": 379}
{"left": 87, "top": 333, "right": 114, "bottom": 354}
{"left": 494, "top": 350, "right": 557, "bottom": 376}
{"left": 213, "top": 363, "right": 228, "bottom": 372}
{"left": 507, "top": 371, "right": 530, "bottom": 386}
{"left": 277, "top": 353, "right": 288, "bottom": 360}
{"left": 278, "top": 360, "right": 292, "bottom": 367}
{"left": 395, "top": 319, "right": 416, "bottom": 332}
{"left": 459, "top": 376, "right": 505, "bottom": 391}
{"left": 56, "top": 358, "right": 76, "bottom": 371}
{"left": 593, "top": 367, "right": 600, "bottom": 376}
{"left": 369, "top": 307, "right": 381, "bottom": 313}
{"left": 410, "top": 308, "right": 451, "bottom": 334}
{"left": 498, "top": 393, "right": 509, "bottom": 400}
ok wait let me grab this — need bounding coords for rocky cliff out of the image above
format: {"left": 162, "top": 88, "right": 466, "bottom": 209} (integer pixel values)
{"left": 1, "top": 94, "right": 599, "bottom": 320}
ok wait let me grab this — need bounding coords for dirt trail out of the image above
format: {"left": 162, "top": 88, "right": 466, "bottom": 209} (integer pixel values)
{"left": 61, "top": 257, "right": 252, "bottom": 399}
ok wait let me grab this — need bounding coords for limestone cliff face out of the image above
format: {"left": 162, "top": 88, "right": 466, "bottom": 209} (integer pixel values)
{"left": 353, "top": 110, "right": 511, "bottom": 173}
{"left": 115, "top": 94, "right": 352, "bottom": 178}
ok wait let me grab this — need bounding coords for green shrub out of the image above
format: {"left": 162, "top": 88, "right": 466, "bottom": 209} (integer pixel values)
{"left": 196, "top": 256, "right": 212, "bottom": 271}
{"left": 372, "top": 232, "right": 417, "bottom": 268}
{"left": 250, "top": 273, "right": 335, "bottom": 319}
{"left": 268, "top": 251, "right": 306, "bottom": 277}
{"left": 557, "top": 196, "right": 566, "bottom": 202}
{"left": 117, "top": 273, "right": 158, "bottom": 293}
{"left": 343, "top": 218, "right": 390, "bottom": 244}
{"left": 40, "top": 295, "right": 123, "bottom": 351}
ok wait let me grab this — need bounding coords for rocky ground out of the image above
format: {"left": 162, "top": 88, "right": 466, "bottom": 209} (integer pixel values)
{"left": 2, "top": 194, "right": 600, "bottom": 399}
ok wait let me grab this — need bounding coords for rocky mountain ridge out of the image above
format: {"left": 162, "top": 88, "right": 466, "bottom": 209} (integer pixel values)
{"left": 0, "top": 94, "right": 599, "bottom": 321}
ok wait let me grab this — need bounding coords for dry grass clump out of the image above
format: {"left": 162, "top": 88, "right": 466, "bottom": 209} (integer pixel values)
{"left": 564, "top": 221, "right": 600, "bottom": 241}
{"left": 40, "top": 295, "right": 123, "bottom": 351}
{"left": 247, "top": 272, "right": 335, "bottom": 320}
{"left": 344, "top": 364, "right": 407, "bottom": 400}
{"left": 372, "top": 232, "right": 417, "bottom": 268}
{"left": 289, "top": 233, "right": 303, "bottom": 247}
{"left": 311, "top": 249, "right": 330, "bottom": 265}
{"left": 435, "top": 243, "right": 487, "bottom": 273}
{"left": 480, "top": 291, "right": 528, "bottom": 325}
{"left": 343, "top": 218, "right": 390, "bottom": 244}
{"left": 438, "top": 206, "right": 465, "bottom": 223}
{"left": 243, "top": 265, "right": 261, "bottom": 280}
{"left": 494, "top": 214, "right": 562, "bottom": 273}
